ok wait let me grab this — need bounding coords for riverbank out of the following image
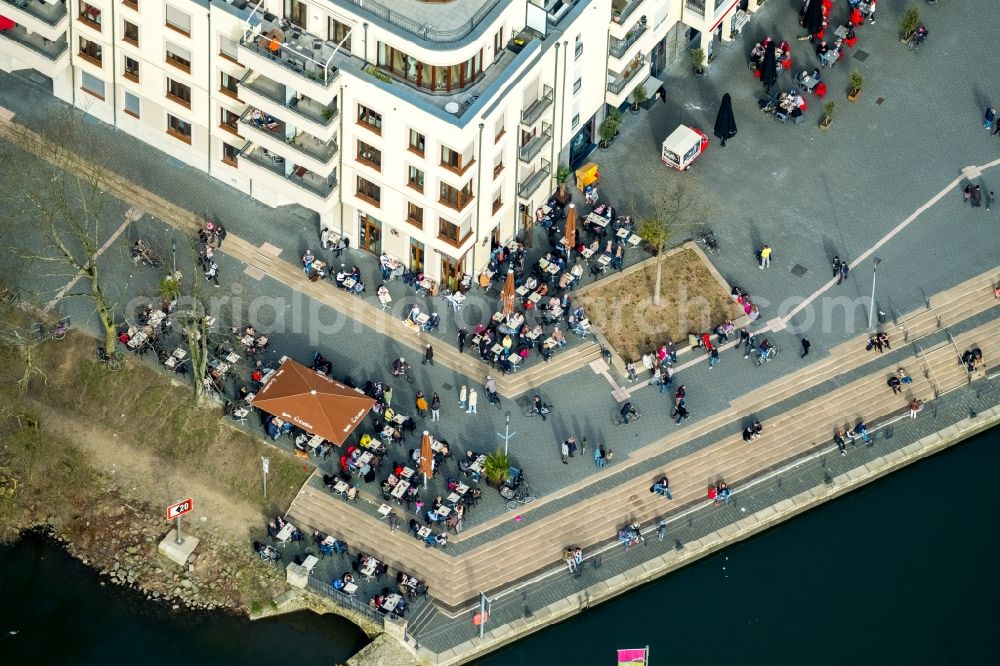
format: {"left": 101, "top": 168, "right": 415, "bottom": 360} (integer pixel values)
{"left": 0, "top": 328, "right": 377, "bottom": 639}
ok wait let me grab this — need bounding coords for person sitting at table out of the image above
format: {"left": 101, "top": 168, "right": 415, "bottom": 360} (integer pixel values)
{"left": 422, "top": 312, "right": 440, "bottom": 332}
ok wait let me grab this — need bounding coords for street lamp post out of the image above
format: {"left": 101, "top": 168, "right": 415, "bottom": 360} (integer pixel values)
{"left": 867, "top": 258, "right": 881, "bottom": 331}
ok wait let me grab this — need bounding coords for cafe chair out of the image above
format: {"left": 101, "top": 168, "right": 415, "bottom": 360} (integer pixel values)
{"left": 814, "top": 82, "right": 827, "bottom": 98}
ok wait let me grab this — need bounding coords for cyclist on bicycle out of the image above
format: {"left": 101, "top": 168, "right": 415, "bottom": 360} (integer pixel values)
{"left": 756, "top": 338, "right": 773, "bottom": 361}
{"left": 620, "top": 402, "right": 637, "bottom": 424}
{"left": 391, "top": 357, "right": 409, "bottom": 376}
{"left": 532, "top": 394, "right": 548, "bottom": 420}
{"left": 484, "top": 375, "right": 499, "bottom": 405}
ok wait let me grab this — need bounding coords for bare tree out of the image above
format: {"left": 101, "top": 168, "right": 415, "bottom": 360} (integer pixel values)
{"left": 636, "top": 179, "right": 710, "bottom": 306}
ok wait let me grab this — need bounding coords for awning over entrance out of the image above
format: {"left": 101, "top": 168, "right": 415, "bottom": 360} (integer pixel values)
{"left": 642, "top": 73, "right": 665, "bottom": 100}
{"left": 250, "top": 358, "right": 374, "bottom": 445}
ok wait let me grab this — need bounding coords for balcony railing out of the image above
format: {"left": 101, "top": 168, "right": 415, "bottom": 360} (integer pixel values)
{"left": 240, "top": 73, "right": 338, "bottom": 127}
{"left": 519, "top": 122, "right": 552, "bottom": 164}
{"left": 609, "top": 22, "right": 647, "bottom": 59}
{"left": 0, "top": 24, "right": 67, "bottom": 60}
{"left": 521, "top": 84, "right": 553, "bottom": 126}
{"left": 685, "top": 0, "right": 706, "bottom": 17}
{"left": 611, "top": 0, "right": 644, "bottom": 24}
{"left": 340, "top": 0, "right": 500, "bottom": 45}
{"left": 607, "top": 57, "right": 645, "bottom": 94}
{"left": 243, "top": 146, "right": 337, "bottom": 199}
{"left": 518, "top": 158, "right": 550, "bottom": 199}
{"left": 240, "top": 107, "right": 286, "bottom": 140}
{"left": 287, "top": 132, "right": 338, "bottom": 164}
{"left": 2, "top": 0, "right": 67, "bottom": 26}
{"left": 240, "top": 15, "right": 340, "bottom": 88}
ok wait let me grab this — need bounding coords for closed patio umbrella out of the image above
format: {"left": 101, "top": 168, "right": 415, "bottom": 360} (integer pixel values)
{"left": 500, "top": 269, "right": 516, "bottom": 316}
{"left": 803, "top": 0, "right": 824, "bottom": 36}
{"left": 0, "top": 16, "right": 15, "bottom": 30}
{"left": 713, "top": 93, "right": 738, "bottom": 147}
{"left": 760, "top": 41, "right": 778, "bottom": 93}
{"left": 564, "top": 203, "right": 577, "bottom": 248}
{"left": 420, "top": 431, "right": 433, "bottom": 485}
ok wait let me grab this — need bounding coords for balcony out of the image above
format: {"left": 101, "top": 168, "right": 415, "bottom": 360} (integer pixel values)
{"left": 609, "top": 21, "right": 647, "bottom": 60}
{"left": 1, "top": 0, "right": 67, "bottom": 41}
{"left": 0, "top": 24, "right": 69, "bottom": 76}
{"left": 611, "top": 0, "right": 645, "bottom": 25}
{"left": 607, "top": 54, "right": 646, "bottom": 95}
{"left": 240, "top": 72, "right": 338, "bottom": 142}
{"left": 518, "top": 122, "right": 551, "bottom": 164}
{"left": 685, "top": 0, "right": 706, "bottom": 18}
{"left": 242, "top": 145, "right": 338, "bottom": 203}
{"left": 518, "top": 158, "right": 550, "bottom": 199}
{"left": 238, "top": 13, "right": 341, "bottom": 104}
{"left": 239, "top": 107, "right": 337, "bottom": 173}
{"left": 521, "top": 84, "right": 553, "bottom": 126}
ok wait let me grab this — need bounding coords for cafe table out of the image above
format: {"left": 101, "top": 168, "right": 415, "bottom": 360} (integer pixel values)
{"left": 401, "top": 466, "right": 415, "bottom": 480}
{"left": 627, "top": 233, "right": 642, "bottom": 247}
{"left": 616, "top": 227, "right": 629, "bottom": 239}
{"left": 342, "top": 582, "right": 358, "bottom": 595}
{"left": 417, "top": 526, "right": 432, "bottom": 539}
{"left": 391, "top": 480, "right": 409, "bottom": 499}
{"left": 381, "top": 593, "right": 403, "bottom": 613}
{"left": 302, "top": 555, "right": 319, "bottom": 574}
{"left": 342, "top": 277, "right": 356, "bottom": 290}
{"left": 307, "top": 435, "right": 324, "bottom": 450}
{"left": 275, "top": 522, "right": 296, "bottom": 544}
{"left": 377, "top": 503, "right": 393, "bottom": 518}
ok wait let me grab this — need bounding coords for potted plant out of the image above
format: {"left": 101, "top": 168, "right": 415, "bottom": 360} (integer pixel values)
{"left": 555, "top": 164, "right": 572, "bottom": 202}
{"left": 322, "top": 108, "right": 335, "bottom": 122}
{"left": 820, "top": 101, "right": 835, "bottom": 129}
{"left": 483, "top": 448, "right": 511, "bottom": 487}
{"left": 607, "top": 107, "right": 623, "bottom": 136}
{"left": 612, "top": 9, "right": 622, "bottom": 23}
{"left": 630, "top": 84, "right": 647, "bottom": 113}
{"left": 690, "top": 47, "right": 706, "bottom": 77}
{"left": 599, "top": 118, "right": 617, "bottom": 149}
{"left": 847, "top": 69, "right": 864, "bottom": 102}
{"left": 900, "top": 6, "right": 920, "bottom": 43}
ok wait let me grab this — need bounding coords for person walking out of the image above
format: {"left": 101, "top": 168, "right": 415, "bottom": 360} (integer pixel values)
{"left": 560, "top": 439, "right": 570, "bottom": 464}
{"left": 838, "top": 261, "right": 849, "bottom": 285}
{"left": 831, "top": 255, "right": 841, "bottom": 278}
{"left": 738, "top": 327, "right": 750, "bottom": 353}
{"left": 415, "top": 391, "right": 428, "bottom": 418}
{"left": 422, "top": 344, "right": 434, "bottom": 366}
{"left": 204, "top": 262, "right": 220, "bottom": 287}
{"left": 674, "top": 404, "right": 690, "bottom": 424}
{"left": 709, "top": 347, "right": 719, "bottom": 369}
{"left": 986, "top": 191, "right": 995, "bottom": 212}
{"left": 457, "top": 327, "right": 468, "bottom": 354}
{"left": 383, "top": 386, "right": 393, "bottom": 407}
{"left": 430, "top": 392, "right": 441, "bottom": 421}
{"left": 466, "top": 388, "right": 478, "bottom": 414}
{"left": 594, "top": 444, "right": 606, "bottom": 468}
{"left": 909, "top": 398, "right": 921, "bottom": 418}
{"left": 216, "top": 223, "right": 227, "bottom": 248}
{"left": 459, "top": 385, "right": 467, "bottom": 409}
{"left": 759, "top": 244, "right": 772, "bottom": 269}
{"left": 984, "top": 106, "right": 997, "bottom": 130}
{"left": 800, "top": 338, "right": 811, "bottom": 358}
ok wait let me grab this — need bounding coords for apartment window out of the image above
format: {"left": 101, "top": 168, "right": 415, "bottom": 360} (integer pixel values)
{"left": 440, "top": 180, "right": 474, "bottom": 211}
{"left": 573, "top": 76, "right": 582, "bottom": 94}
{"left": 328, "top": 17, "right": 351, "bottom": 50}
{"left": 222, "top": 142, "right": 240, "bottom": 167}
{"left": 80, "top": 71, "right": 105, "bottom": 99}
{"left": 356, "top": 176, "right": 381, "bottom": 207}
{"left": 122, "top": 90, "right": 140, "bottom": 118}
{"left": 220, "top": 108, "right": 240, "bottom": 134}
{"left": 438, "top": 217, "right": 464, "bottom": 244}
{"left": 219, "top": 34, "right": 240, "bottom": 63}
{"left": 123, "top": 20, "right": 138, "bottom": 46}
{"left": 357, "top": 104, "right": 382, "bottom": 134}
{"left": 220, "top": 72, "right": 240, "bottom": 99}
{"left": 408, "top": 129, "right": 425, "bottom": 156}
{"left": 492, "top": 190, "right": 503, "bottom": 214}
{"left": 166, "top": 42, "right": 191, "bottom": 73}
{"left": 166, "top": 79, "right": 192, "bottom": 108}
{"left": 575, "top": 34, "right": 583, "bottom": 59}
{"left": 440, "top": 145, "right": 472, "bottom": 174}
{"left": 493, "top": 153, "right": 504, "bottom": 178}
{"left": 572, "top": 113, "right": 580, "bottom": 129}
{"left": 78, "top": 2, "right": 102, "bottom": 29}
{"left": 167, "top": 114, "right": 192, "bottom": 144}
{"left": 377, "top": 43, "right": 483, "bottom": 92}
{"left": 406, "top": 202, "right": 424, "bottom": 228}
{"left": 356, "top": 140, "right": 382, "bottom": 171}
{"left": 123, "top": 55, "right": 139, "bottom": 82}
{"left": 494, "top": 116, "right": 505, "bottom": 143}
{"left": 78, "top": 38, "right": 102, "bottom": 66}
{"left": 407, "top": 166, "right": 424, "bottom": 192}
{"left": 165, "top": 5, "right": 191, "bottom": 36}
{"left": 123, "top": 0, "right": 138, "bottom": 10}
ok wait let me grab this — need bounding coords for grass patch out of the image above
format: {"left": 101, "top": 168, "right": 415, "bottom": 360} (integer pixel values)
{"left": 578, "top": 248, "right": 742, "bottom": 362}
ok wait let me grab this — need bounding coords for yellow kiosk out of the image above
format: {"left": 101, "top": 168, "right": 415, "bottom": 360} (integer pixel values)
{"left": 574, "top": 162, "right": 599, "bottom": 192}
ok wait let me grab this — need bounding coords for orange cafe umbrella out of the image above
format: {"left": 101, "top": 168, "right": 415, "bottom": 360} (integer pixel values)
{"left": 420, "top": 430, "right": 434, "bottom": 485}
{"left": 250, "top": 358, "right": 374, "bottom": 445}
{"left": 500, "top": 269, "right": 516, "bottom": 316}
{"left": 564, "top": 203, "right": 577, "bottom": 248}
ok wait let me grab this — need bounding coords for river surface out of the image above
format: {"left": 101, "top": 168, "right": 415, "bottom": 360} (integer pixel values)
{"left": 2, "top": 428, "right": 998, "bottom": 665}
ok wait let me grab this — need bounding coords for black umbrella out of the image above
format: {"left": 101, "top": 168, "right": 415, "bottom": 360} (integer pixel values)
{"left": 760, "top": 42, "right": 778, "bottom": 92}
{"left": 713, "top": 93, "right": 738, "bottom": 147}
{"left": 803, "top": 0, "right": 824, "bottom": 36}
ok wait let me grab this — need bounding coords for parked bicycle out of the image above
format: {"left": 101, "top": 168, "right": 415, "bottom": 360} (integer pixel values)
{"left": 753, "top": 344, "right": 778, "bottom": 367}
{"left": 525, "top": 400, "right": 553, "bottom": 418}
{"left": 390, "top": 357, "right": 414, "bottom": 383}
{"left": 697, "top": 230, "right": 720, "bottom": 255}
{"left": 95, "top": 346, "right": 123, "bottom": 371}
{"left": 31, "top": 317, "right": 70, "bottom": 342}
{"left": 504, "top": 482, "right": 534, "bottom": 510}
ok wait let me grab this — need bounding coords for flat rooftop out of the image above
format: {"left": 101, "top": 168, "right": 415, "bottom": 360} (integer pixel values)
{"left": 329, "top": 0, "right": 508, "bottom": 45}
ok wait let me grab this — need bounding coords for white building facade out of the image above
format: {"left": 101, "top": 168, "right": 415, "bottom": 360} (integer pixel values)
{"left": 0, "top": 0, "right": 755, "bottom": 287}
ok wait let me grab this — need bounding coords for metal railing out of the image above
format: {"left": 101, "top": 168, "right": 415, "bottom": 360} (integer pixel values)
{"left": 612, "top": 0, "right": 645, "bottom": 24}
{"left": 2, "top": 0, "right": 67, "bottom": 25}
{"left": 521, "top": 84, "right": 553, "bottom": 125}
{"left": 239, "top": 34, "right": 338, "bottom": 88}
{"left": 340, "top": 0, "right": 501, "bottom": 45}
{"left": 518, "top": 158, "right": 550, "bottom": 199}
{"left": 307, "top": 577, "right": 385, "bottom": 626}
{"left": 518, "top": 122, "right": 552, "bottom": 163}
{"left": 239, "top": 72, "right": 339, "bottom": 128}
{"left": 609, "top": 22, "right": 647, "bottom": 59}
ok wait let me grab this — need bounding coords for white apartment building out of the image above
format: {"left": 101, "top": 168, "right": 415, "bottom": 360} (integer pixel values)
{"left": 0, "top": 0, "right": 756, "bottom": 288}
